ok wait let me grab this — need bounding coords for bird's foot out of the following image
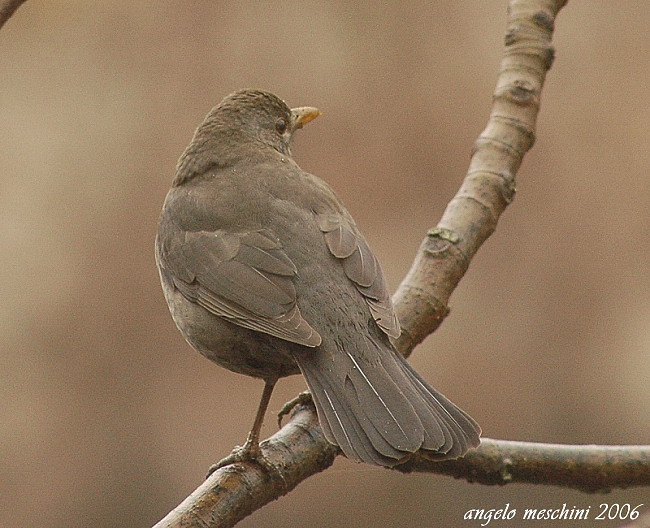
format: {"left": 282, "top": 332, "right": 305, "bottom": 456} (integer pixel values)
{"left": 206, "top": 436, "right": 266, "bottom": 477}
{"left": 277, "top": 390, "right": 314, "bottom": 427}
{"left": 206, "top": 436, "right": 286, "bottom": 491}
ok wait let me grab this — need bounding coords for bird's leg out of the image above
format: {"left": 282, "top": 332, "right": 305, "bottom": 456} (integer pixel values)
{"left": 277, "top": 390, "right": 314, "bottom": 427}
{"left": 242, "top": 378, "right": 276, "bottom": 452}
{"left": 207, "top": 379, "right": 278, "bottom": 478}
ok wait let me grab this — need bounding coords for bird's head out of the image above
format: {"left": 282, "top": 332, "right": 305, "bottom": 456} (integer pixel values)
{"left": 174, "top": 89, "right": 320, "bottom": 185}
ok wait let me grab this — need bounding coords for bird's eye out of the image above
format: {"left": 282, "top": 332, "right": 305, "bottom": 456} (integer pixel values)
{"left": 275, "top": 118, "right": 287, "bottom": 135}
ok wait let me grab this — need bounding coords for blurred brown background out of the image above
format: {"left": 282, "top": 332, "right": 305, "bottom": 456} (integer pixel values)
{"left": 1, "top": 2, "right": 648, "bottom": 527}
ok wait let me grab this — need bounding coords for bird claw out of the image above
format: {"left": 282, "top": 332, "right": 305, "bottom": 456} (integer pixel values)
{"left": 206, "top": 438, "right": 287, "bottom": 492}
{"left": 277, "top": 390, "right": 314, "bottom": 428}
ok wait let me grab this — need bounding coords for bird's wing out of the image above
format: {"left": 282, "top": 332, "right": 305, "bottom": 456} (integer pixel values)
{"left": 315, "top": 212, "right": 400, "bottom": 338}
{"left": 157, "top": 227, "right": 322, "bottom": 347}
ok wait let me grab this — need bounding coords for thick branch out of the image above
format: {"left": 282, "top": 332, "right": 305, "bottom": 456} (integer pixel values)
{"left": 0, "top": 0, "right": 27, "bottom": 30}
{"left": 153, "top": 405, "right": 337, "bottom": 528}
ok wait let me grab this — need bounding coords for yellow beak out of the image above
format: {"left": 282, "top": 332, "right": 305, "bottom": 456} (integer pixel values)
{"left": 291, "top": 106, "right": 321, "bottom": 130}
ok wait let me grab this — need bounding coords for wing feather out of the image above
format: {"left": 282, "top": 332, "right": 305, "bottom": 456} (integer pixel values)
{"left": 316, "top": 212, "right": 400, "bottom": 338}
{"left": 159, "top": 227, "right": 321, "bottom": 347}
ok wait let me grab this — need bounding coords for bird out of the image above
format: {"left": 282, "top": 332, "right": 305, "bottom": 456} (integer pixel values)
{"left": 155, "top": 89, "right": 481, "bottom": 469}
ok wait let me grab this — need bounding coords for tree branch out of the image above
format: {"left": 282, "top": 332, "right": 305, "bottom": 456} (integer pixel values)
{"left": 153, "top": 1, "right": 649, "bottom": 526}
{"left": 154, "top": 405, "right": 650, "bottom": 528}
{"left": 397, "top": 439, "right": 650, "bottom": 494}
{"left": 153, "top": 405, "right": 337, "bottom": 528}
{"left": 394, "top": 0, "right": 565, "bottom": 356}
{"left": 0, "top": 0, "right": 28, "bottom": 30}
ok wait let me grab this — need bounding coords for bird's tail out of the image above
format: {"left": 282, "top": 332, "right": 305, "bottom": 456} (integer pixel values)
{"left": 293, "top": 336, "right": 480, "bottom": 467}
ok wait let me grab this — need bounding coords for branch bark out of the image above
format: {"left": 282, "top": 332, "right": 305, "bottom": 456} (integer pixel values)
{"left": 397, "top": 439, "right": 650, "bottom": 494}
{"left": 393, "top": 0, "right": 562, "bottom": 356}
{"left": 153, "top": 405, "right": 337, "bottom": 528}
{"left": 154, "top": 406, "right": 650, "bottom": 528}
{"left": 152, "top": 1, "right": 650, "bottom": 527}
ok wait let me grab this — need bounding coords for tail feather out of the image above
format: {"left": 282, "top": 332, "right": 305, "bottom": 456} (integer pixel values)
{"left": 293, "top": 337, "right": 481, "bottom": 467}
{"left": 344, "top": 338, "right": 424, "bottom": 453}
{"left": 374, "top": 340, "right": 450, "bottom": 451}
{"left": 342, "top": 375, "right": 415, "bottom": 460}
{"left": 367, "top": 334, "right": 481, "bottom": 457}
{"left": 299, "top": 358, "right": 403, "bottom": 465}
{"left": 392, "top": 351, "right": 481, "bottom": 457}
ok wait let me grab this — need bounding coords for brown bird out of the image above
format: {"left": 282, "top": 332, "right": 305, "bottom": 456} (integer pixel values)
{"left": 155, "top": 89, "right": 480, "bottom": 469}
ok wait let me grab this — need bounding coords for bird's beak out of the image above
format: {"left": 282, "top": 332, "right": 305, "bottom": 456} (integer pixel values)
{"left": 291, "top": 106, "right": 321, "bottom": 130}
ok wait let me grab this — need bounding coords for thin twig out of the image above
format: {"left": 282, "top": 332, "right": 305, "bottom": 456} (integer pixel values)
{"left": 394, "top": 0, "right": 567, "bottom": 356}
{"left": 398, "top": 438, "right": 650, "bottom": 494}
{"left": 0, "top": 0, "right": 28, "bottom": 31}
